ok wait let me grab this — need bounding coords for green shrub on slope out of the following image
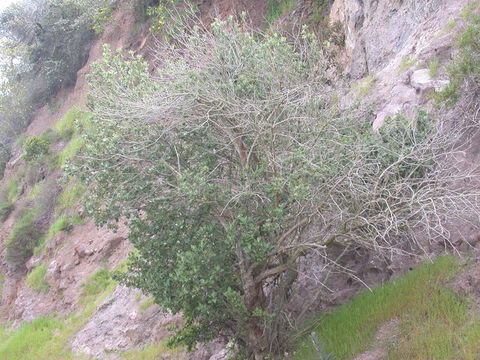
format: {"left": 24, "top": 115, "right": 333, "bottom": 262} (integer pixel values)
{"left": 23, "top": 136, "right": 50, "bottom": 162}
{"left": 6, "top": 211, "right": 41, "bottom": 266}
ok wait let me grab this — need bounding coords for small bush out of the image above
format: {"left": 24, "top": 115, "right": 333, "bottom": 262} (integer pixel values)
{"left": 26, "top": 264, "right": 49, "bottom": 293}
{"left": 6, "top": 211, "right": 41, "bottom": 266}
{"left": 0, "top": 201, "right": 13, "bottom": 222}
{"left": 24, "top": 136, "right": 50, "bottom": 162}
{"left": 92, "top": 5, "right": 114, "bottom": 35}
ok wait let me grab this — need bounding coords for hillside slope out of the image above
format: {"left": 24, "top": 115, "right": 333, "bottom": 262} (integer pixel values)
{"left": 0, "top": 0, "right": 478, "bottom": 359}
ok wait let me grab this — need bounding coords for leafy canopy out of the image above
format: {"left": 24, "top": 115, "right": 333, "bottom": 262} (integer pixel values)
{"left": 74, "top": 17, "right": 480, "bottom": 358}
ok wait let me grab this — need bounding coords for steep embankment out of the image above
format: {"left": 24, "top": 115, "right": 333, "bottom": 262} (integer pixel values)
{"left": 0, "top": 5, "right": 186, "bottom": 359}
{"left": 0, "top": 0, "right": 478, "bottom": 359}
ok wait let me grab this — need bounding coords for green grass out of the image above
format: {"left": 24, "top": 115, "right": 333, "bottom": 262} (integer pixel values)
{"left": 352, "top": 75, "right": 377, "bottom": 99}
{"left": 120, "top": 341, "right": 183, "bottom": 360}
{"left": 57, "top": 136, "right": 85, "bottom": 168}
{"left": 6, "top": 210, "right": 42, "bottom": 266}
{"left": 291, "top": 256, "right": 476, "bottom": 360}
{"left": 25, "top": 264, "right": 49, "bottom": 293}
{"left": 0, "top": 201, "right": 13, "bottom": 221}
{"left": 6, "top": 178, "right": 20, "bottom": 202}
{"left": 54, "top": 108, "right": 83, "bottom": 140}
{"left": 26, "top": 180, "right": 45, "bottom": 201}
{"left": 435, "top": 3, "right": 480, "bottom": 105}
{"left": 57, "top": 182, "right": 85, "bottom": 212}
{"left": 139, "top": 297, "right": 156, "bottom": 314}
{"left": 461, "top": 1, "right": 480, "bottom": 20}
{"left": 45, "top": 215, "right": 77, "bottom": 239}
{"left": 0, "top": 277, "right": 117, "bottom": 360}
{"left": 80, "top": 269, "right": 113, "bottom": 301}
{"left": 0, "top": 316, "right": 65, "bottom": 360}
{"left": 266, "top": 0, "right": 295, "bottom": 24}
{"left": 428, "top": 57, "right": 440, "bottom": 78}
{"left": 397, "top": 56, "right": 416, "bottom": 74}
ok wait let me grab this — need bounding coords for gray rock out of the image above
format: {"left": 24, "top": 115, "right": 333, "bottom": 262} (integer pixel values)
{"left": 70, "top": 285, "right": 182, "bottom": 359}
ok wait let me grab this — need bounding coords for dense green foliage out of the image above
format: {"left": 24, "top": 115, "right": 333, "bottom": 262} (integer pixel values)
{"left": 0, "top": 0, "right": 109, "bottom": 103}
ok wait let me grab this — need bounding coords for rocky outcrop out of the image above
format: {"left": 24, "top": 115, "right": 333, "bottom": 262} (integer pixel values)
{"left": 71, "top": 286, "right": 183, "bottom": 359}
{"left": 330, "top": 0, "right": 467, "bottom": 79}
{"left": 330, "top": 0, "right": 469, "bottom": 133}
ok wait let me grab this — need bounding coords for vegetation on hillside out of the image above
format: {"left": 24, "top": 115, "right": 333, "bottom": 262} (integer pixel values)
{"left": 0, "top": 274, "right": 116, "bottom": 360}
{"left": 0, "top": 0, "right": 112, "bottom": 178}
{"left": 293, "top": 256, "right": 480, "bottom": 360}
{"left": 436, "top": 2, "right": 480, "bottom": 104}
{"left": 0, "top": 1, "right": 478, "bottom": 360}
{"left": 71, "top": 11, "right": 480, "bottom": 359}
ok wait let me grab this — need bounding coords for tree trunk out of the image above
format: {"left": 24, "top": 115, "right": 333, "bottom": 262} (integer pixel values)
{"left": 244, "top": 277, "right": 268, "bottom": 360}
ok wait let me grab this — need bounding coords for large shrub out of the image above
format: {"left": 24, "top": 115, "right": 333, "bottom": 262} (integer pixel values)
{"left": 76, "top": 17, "right": 480, "bottom": 359}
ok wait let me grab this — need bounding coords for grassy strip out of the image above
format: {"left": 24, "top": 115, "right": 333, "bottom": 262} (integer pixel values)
{"left": 0, "top": 274, "right": 117, "bottom": 359}
{"left": 291, "top": 256, "right": 474, "bottom": 360}
{"left": 120, "top": 342, "right": 184, "bottom": 360}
